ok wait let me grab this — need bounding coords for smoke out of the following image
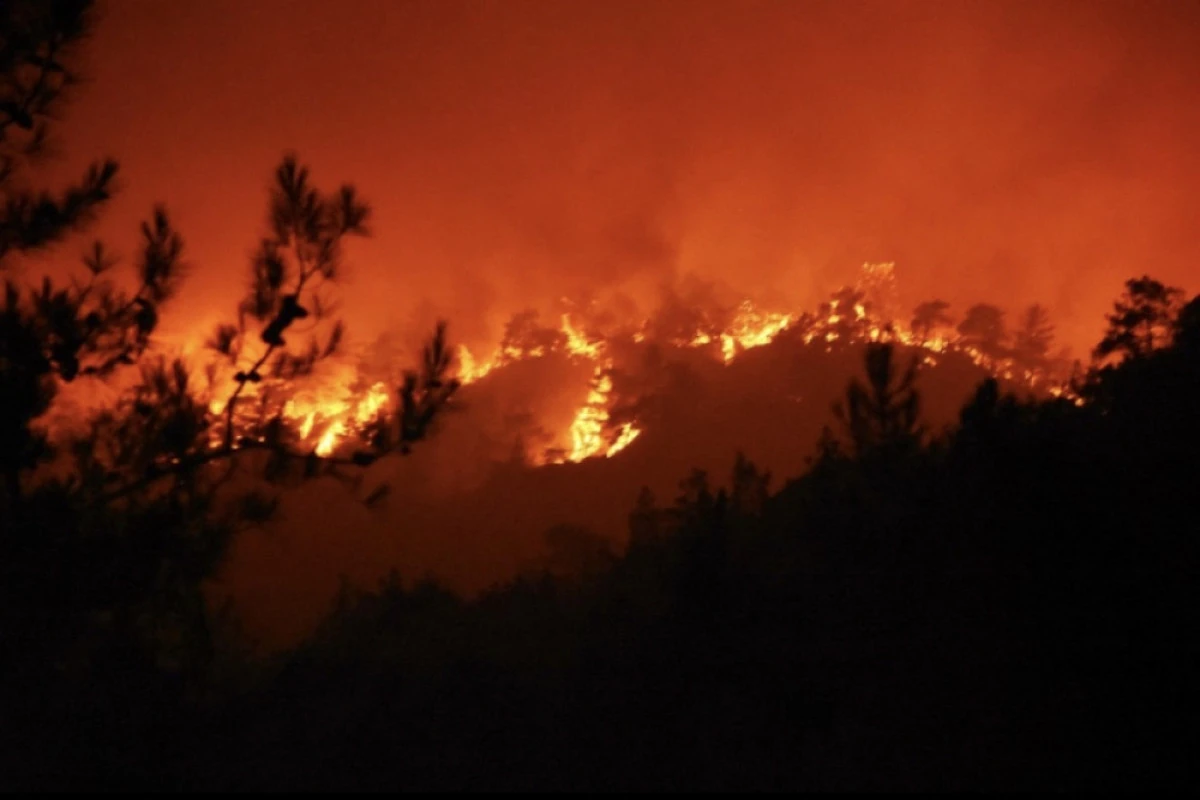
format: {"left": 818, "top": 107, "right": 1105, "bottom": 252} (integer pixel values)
{"left": 33, "top": 0, "right": 1200, "bottom": 645}
{"left": 32, "top": 0, "right": 1194, "bottom": 359}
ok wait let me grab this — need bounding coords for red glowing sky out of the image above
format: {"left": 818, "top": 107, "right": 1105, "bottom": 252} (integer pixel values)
{"left": 36, "top": 0, "right": 1200, "bottom": 355}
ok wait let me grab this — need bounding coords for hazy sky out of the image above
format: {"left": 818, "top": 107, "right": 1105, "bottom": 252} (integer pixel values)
{"left": 41, "top": 0, "right": 1200, "bottom": 354}
{"left": 32, "top": 0, "right": 1200, "bottom": 646}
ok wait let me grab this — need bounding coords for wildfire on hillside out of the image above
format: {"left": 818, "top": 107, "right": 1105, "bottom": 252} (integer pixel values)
{"left": 202, "top": 264, "right": 1077, "bottom": 464}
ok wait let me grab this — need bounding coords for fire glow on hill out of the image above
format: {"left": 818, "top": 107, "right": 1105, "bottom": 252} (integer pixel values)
{"left": 200, "top": 264, "right": 1075, "bottom": 465}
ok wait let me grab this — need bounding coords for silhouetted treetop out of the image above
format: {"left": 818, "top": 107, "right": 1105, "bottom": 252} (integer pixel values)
{"left": 0, "top": 0, "right": 93, "bottom": 148}
{"left": 1, "top": 208, "right": 185, "bottom": 506}
{"left": 819, "top": 285, "right": 872, "bottom": 343}
{"left": 834, "top": 343, "right": 924, "bottom": 461}
{"left": 730, "top": 451, "right": 770, "bottom": 517}
{"left": 1174, "top": 294, "right": 1200, "bottom": 354}
{"left": 395, "top": 321, "right": 459, "bottom": 453}
{"left": 1012, "top": 303, "right": 1054, "bottom": 367}
{"left": 911, "top": 299, "right": 953, "bottom": 345}
{"left": 210, "top": 155, "right": 372, "bottom": 447}
{"left": 956, "top": 303, "right": 1007, "bottom": 357}
{"left": 1093, "top": 275, "right": 1184, "bottom": 363}
{"left": 0, "top": 1, "right": 116, "bottom": 264}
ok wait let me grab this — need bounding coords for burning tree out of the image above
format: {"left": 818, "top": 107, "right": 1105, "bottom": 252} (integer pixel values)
{"left": 910, "top": 300, "right": 953, "bottom": 346}
{"left": 498, "top": 309, "right": 567, "bottom": 361}
{"left": 819, "top": 286, "right": 872, "bottom": 343}
{"left": 857, "top": 261, "right": 900, "bottom": 325}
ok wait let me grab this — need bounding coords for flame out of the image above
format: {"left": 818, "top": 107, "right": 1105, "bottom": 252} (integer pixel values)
{"left": 607, "top": 423, "right": 640, "bottom": 457}
{"left": 719, "top": 301, "right": 794, "bottom": 363}
{"left": 563, "top": 368, "right": 613, "bottom": 462}
{"left": 276, "top": 379, "right": 391, "bottom": 456}
{"left": 557, "top": 316, "right": 639, "bottom": 462}
{"left": 459, "top": 344, "right": 499, "bottom": 385}
{"left": 452, "top": 315, "right": 644, "bottom": 463}
{"left": 562, "top": 314, "right": 603, "bottom": 359}
{"left": 354, "top": 382, "right": 390, "bottom": 425}
{"left": 200, "top": 262, "right": 1075, "bottom": 467}
{"left": 315, "top": 421, "right": 344, "bottom": 457}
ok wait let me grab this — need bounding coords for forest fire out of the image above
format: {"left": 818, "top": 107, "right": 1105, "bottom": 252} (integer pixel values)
{"left": 718, "top": 302, "right": 794, "bottom": 363}
{"left": 456, "top": 312, "right": 638, "bottom": 463}
{"left": 210, "top": 263, "right": 1075, "bottom": 463}
{"left": 10, "top": 3, "right": 1200, "bottom": 789}
{"left": 283, "top": 380, "right": 391, "bottom": 457}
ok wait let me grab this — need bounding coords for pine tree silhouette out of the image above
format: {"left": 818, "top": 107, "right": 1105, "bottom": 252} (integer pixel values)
{"left": 212, "top": 155, "right": 370, "bottom": 448}
{"left": 834, "top": 343, "right": 924, "bottom": 461}
{"left": 1092, "top": 275, "right": 1184, "bottom": 363}
{"left": 0, "top": 1, "right": 113, "bottom": 263}
{"left": 1012, "top": 303, "right": 1055, "bottom": 369}
{"left": 956, "top": 303, "right": 1008, "bottom": 358}
{"left": 911, "top": 299, "right": 953, "bottom": 346}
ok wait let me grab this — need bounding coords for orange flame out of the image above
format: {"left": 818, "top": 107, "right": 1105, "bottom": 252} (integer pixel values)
{"left": 200, "top": 262, "right": 1075, "bottom": 465}
{"left": 278, "top": 378, "right": 391, "bottom": 456}
{"left": 557, "top": 316, "right": 639, "bottom": 462}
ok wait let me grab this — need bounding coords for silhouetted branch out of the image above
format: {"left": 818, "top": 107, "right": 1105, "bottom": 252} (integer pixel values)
{"left": 0, "top": 159, "right": 117, "bottom": 263}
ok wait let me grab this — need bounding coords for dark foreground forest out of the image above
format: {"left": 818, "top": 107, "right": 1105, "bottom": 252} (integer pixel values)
{"left": 6, "top": 282, "right": 1200, "bottom": 791}
{"left": 3, "top": 2, "right": 1199, "bottom": 791}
